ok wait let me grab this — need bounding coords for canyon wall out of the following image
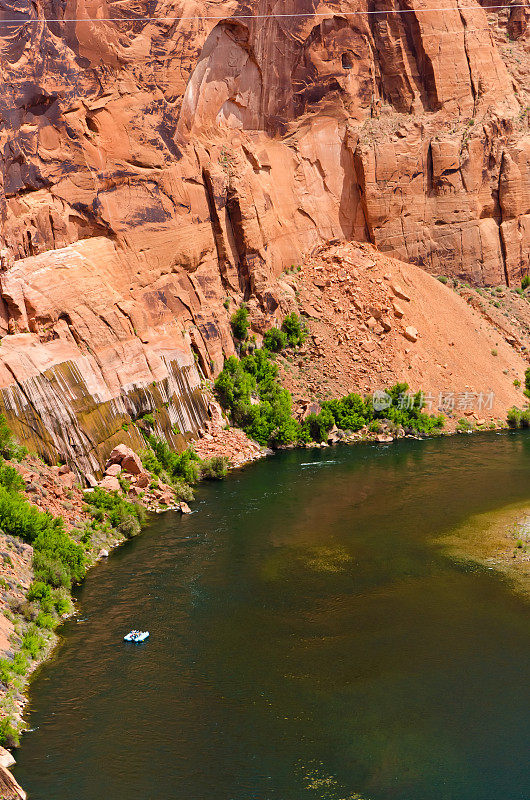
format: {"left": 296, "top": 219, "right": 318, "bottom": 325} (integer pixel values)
{"left": 0, "top": 0, "right": 528, "bottom": 471}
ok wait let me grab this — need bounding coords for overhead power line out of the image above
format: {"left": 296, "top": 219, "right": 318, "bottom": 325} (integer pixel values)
{"left": 0, "top": 3, "right": 526, "bottom": 24}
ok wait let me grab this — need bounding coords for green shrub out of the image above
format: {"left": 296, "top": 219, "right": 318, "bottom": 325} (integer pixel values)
{"left": 27, "top": 581, "right": 52, "bottom": 602}
{"left": 0, "top": 659, "right": 13, "bottom": 686}
{"left": 200, "top": 456, "right": 230, "bottom": 480}
{"left": 0, "top": 485, "right": 64, "bottom": 543}
{"left": 514, "top": 378, "right": 521, "bottom": 388}
{"left": 215, "top": 356, "right": 255, "bottom": 408}
{"left": 22, "top": 627, "right": 46, "bottom": 660}
{"left": 142, "top": 437, "right": 200, "bottom": 486}
{"left": 12, "top": 652, "right": 27, "bottom": 676}
{"left": 35, "top": 612, "right": 57, "bottom": 630}
{"left": 53, "top": 589, "right": 72, "bottom": 616}
{"left": 0, "top": 465, "right": 24, "bottom": 493}
{"left": 457, "top": 418, "right": 474, "bottom": 432}
{"left": 231, "top": 306, "right": 249, "bottom": 341}
{"left": 302, "top": 408, "right": 335, "bottom": 443}
{"left": 520, "top": 409, "right": 530, "bottom": 428}
{"left": 33, "top": 528, "right": 86, "bottom": 586}
{"left": 215, "top": 350, "right": 443, "bottom": 447}
{"left": 437, "top": 276, "right": 448, "bottom": 284}
{"left": 33, "top": 551, "right": 71, "bottom": 588}
{"left": 0, "top": 716, "right": 20, "bottom": 748}
{"left": 521, "top": 275, "right": 530, "bottom": 290}
{"left": 84, "top": 487, "right": 144, "bottom": 527}
{"left": 118, "top": 475, "right": 131, "bottom": 494}
{"left": 281, "top": 313, "right": 307, "bottom": 347}
{"left": 263, "top": 327, "right": 287, "bottom": 353}
{"left": 507, "top": 407, "right": 522, "bottom": 428}
{"left": 323, "top": 393, "right": 369, "bottom": 432}
{"left": 117, "top": 513, "right": 141, "bottom": 538}
{"left": 173, "top": 481, "right": 194, "bottom": 502}
{"left": 0, "top": 653, "right": 27, "bottom": 686}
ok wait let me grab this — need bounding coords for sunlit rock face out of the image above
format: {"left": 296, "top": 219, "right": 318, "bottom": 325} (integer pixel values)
{"left": 0, "top": 0, "right": 527, "bottom": 470}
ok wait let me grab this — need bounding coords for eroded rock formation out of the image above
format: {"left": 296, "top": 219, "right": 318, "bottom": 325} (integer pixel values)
{"left": 0, "top": 0, "right": 527, "bottom": 469}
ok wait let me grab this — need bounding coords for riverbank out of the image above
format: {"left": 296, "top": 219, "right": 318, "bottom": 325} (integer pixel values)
{"left": 0, "top": 420, "right": 267, "bottom": 755}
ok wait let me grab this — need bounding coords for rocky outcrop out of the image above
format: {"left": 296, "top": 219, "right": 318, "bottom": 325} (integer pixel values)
{"left": 0, "top": 0, "right": 527, "bottom": 468}
{"left": 0, "top": 764, "right": 26, "bottom": 800}
{"left": 0, "top": 237, "right": 213, "bottom": 477}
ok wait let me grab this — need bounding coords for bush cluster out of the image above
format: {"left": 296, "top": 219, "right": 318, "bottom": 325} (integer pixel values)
{"left": 262, "top": 313, "right": 307, "bottom": 351}
{"left": 280, "top": 312, "right": 307, "bottom": 347}
{"left": 215, "top": 347, "right": 443, "bottom": 447}
{"left": 141, "top": 435, "right": 200, "bottom": 489}
{"left": 83, "top": 487, "right": 145, "bottom": 540}
{"left": 507, "top": 406, "right": 530, "bottom": 428}
{"left": 141, "top": 436, "right": 230, "bottom": 493}
{"left": 0, "top": 474, "right": 86, "bottom": 590}
{"left": 200, "top": 456, "right": 229, "bottom": 480}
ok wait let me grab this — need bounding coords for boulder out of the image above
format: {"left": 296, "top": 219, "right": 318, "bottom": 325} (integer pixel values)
{"left": 58, "top": 471, "right": 75, "bottom": 489}
{"left": 99, "top": 476, "right": 121, "bottom": 492}
{"left": 104, "top": 464, "right": 121, "bottom": 477}
{"left": 106, "top": 444, "right": 131, "bottom": 466}
{"left": 98, "top": 549, "right": 109, "bottom": 559}
{"left": 327, "top": 425, "right": 343, "bottom": 444}
{"left": 392, "top": 301, "right": 405, "bottom": 318}
{"left": 0, "top": 747, "right": 15, "bottom": 769}
{"left": 179, "top": 502, "right": 192, "bottom": 514}
{"left": 58, "top": 464, "right": 70, "bottom": 475}
{"left": 390, "top": 283, "right": 411, "bottom": 302}
{"left": 136, "top": 472, "right": 151, "bottom": 489}
{"left": 121, "top": 453, "right": 143, "bottom": 475}
{"left": 403, "top": 326, "right": 418, "bottom": 343}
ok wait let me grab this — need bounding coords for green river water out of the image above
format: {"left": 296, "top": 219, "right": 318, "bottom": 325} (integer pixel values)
{"left": 13, "top": 432, "right": 530, "bottom": 799}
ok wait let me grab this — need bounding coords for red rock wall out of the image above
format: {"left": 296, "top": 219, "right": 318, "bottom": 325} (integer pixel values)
{"left": 1, "top": 0, "right": 527, "bottom": 283}
{"left": 0, "top": 0, "right": 527, "bottom": 470}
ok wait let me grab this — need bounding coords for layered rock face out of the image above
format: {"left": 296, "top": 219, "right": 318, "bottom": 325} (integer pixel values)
{"left": 0, "top": 0, "right": 527, "bottom": 470}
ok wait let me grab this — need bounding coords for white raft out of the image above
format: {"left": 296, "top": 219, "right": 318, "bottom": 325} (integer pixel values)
{"left": 123, "top": 630, "right": 149, "bottom": 642}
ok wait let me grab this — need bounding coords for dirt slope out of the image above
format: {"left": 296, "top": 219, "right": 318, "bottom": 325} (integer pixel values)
{"left": 276, "top": 242, "right": 528, "bottom": 424}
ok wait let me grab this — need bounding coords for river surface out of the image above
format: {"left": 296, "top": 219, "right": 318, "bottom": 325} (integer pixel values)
{"left": 14, "top": 432, "right": 530, "bottom": 800}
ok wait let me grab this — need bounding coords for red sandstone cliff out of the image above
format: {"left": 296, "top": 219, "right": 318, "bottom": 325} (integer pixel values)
{"left": 0, "top": 0, "right": 528, "bottom": 472}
